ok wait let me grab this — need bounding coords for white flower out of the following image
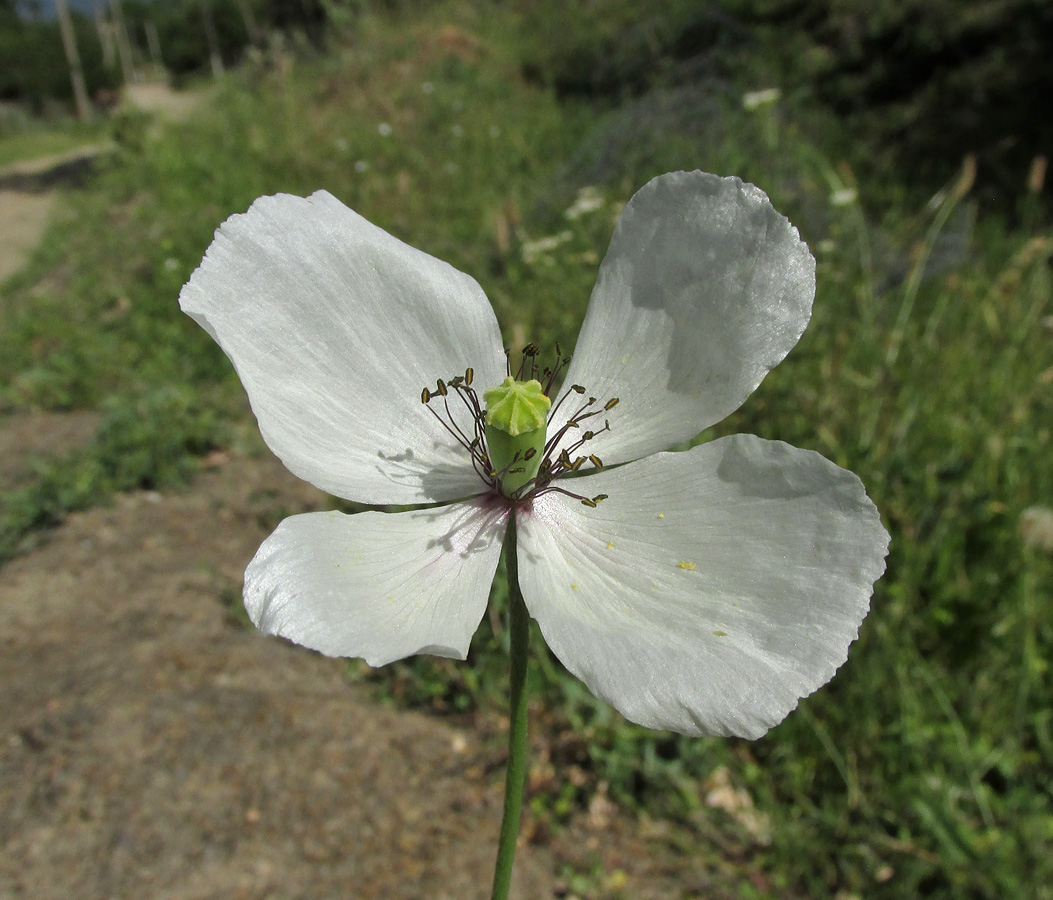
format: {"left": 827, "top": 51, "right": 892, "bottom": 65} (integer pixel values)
{"left": 565, "top": 185, "right": 606, "bottom": 220}
{"left": 742, "top": 88, "right": 781, "bottom": 111}
{"left": 179, "top": 171, "right": 888, "bottom": 739}
{"left": 830, "top": 187, "right": 858, "bottom": 207}
{"left": 520, "top": 230, "right": 572, "bottom": 264}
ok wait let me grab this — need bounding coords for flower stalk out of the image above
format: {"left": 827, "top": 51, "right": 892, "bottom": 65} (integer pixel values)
{"left": 491, "top": 513, "right": 530, "bottom": 900}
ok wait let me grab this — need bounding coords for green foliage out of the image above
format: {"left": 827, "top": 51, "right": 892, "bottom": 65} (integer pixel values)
{"left": 1, "top": 2, "right": 1050, "bottom": 898}
{"left": 0, "top": 387, "right": 224, "bottom": 563}
{"left": 0, "top": 0, "right": 329, "bottom": 109}
{"left": 0, "top": 12, "right": 120, "bottom": 108}
{"left": 515, "top": 0, "right": 1052, "bottom": 210}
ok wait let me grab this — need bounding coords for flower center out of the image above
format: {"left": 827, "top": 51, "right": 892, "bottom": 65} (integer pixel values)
{"left": 483, "top": 377, "right": 550, "bottom": 496}
{"left": 421, "top": 344, "right": 618, "bottom": 506}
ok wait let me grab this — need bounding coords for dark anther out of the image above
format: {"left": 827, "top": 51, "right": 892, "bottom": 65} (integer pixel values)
{"left": 604, "top": 398, "right": 620, "bottom": 410}
{"left": 593, "top": 494, "right": 608, "bottom": 503}
{"left": 465, "top": 367, "right": 474, "bottom": 385}
{"left": 572, "top": 385, "right": 585, "bottom": 394}
{"left": 523, "top": 343, "right": 539, "bottom": 356}
{"left": 421, "top": 388, "right": 431, "bottom": 404}
{"left": 523, "top": 448, "right": 537, "bottom": 460}
{"left": 583, "top": 431, "right": 595, "bottom": 440}
{"left": 436, "top": 379, "right": 448, "bottom": 397}
{"left": 581, "top": 498, "right": 597, "bottom": 508}
{"left": 589, "top": 455, "right": 602, "bottom": 467}
{"left": 571, "top": 457, "right": 585, "bottom": 471}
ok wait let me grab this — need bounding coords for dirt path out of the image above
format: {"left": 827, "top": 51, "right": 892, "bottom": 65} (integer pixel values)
{"left": 0, "top": 190, "right": 57, "bottom": 284}
{"left": 0, "top": 414, "right": 736, "bottom": 900}
{"left": 0, "top": 83, "right": 202, "bottom": 285}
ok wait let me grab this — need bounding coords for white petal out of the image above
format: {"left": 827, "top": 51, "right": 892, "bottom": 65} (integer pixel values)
{"left": 180, "top": 191, "right": 506, "bottom": 504}
{"left": 556, "top": 172, "right": 815, "bottom": 465}
{"left": 516, "top": 435, "right": 888, "bottom": 738}
{"left": 245, "top": 499, "right": 508, "bottom": 666}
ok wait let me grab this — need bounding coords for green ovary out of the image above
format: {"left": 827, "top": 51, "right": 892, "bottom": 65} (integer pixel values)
{"left": 484, "top": 377, "right": 550, "bottom": 496}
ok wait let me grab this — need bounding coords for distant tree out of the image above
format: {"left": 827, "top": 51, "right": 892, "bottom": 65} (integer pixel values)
{"left": 0, "top": 5, "right": 119, "bottom": 109}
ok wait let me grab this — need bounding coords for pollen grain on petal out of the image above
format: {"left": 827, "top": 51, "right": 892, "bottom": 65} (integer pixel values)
{"left": 677, "top": 561, "right": 697, "bottom": 571}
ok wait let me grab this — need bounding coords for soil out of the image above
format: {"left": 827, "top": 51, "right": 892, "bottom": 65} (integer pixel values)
{"left": 0, "top": 190, "right": 57, "bottom": 284}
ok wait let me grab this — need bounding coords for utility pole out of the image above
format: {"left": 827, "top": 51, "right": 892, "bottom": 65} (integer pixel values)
{"left": 108, "top": 0, "right": 137, "bottom": 85}
{"left": 55, "top": 0, "right": 91, "bottom": 121}
{"left": 94, "top": 1, "right": 116, "bottom": 70}
{"left": 200, "top": 2, "right": 225, "bottom": 78}
{"left": 234, "top": 0, "right": 261, "bottom": 45}
{"left": 144, "top": 20, "right": 164, "bottom": 75}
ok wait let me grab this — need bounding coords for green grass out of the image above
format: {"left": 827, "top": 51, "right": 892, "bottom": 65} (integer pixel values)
{"left": 0, "top": 118, "right": 108, "bottom": 169}
{"left": 0, "top": 2, "right": 1050, "bottom": 898}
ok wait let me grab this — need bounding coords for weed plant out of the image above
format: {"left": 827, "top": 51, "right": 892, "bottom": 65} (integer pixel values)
{"left": 0, "top": 2, "right": 1049, "bottom": 898}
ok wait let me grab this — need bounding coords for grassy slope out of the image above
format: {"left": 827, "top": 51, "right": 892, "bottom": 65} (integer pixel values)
{"left": 1, "top": 3, "right": 1050, "bottom": 898}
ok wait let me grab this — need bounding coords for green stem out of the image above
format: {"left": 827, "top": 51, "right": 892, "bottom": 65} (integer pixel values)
{"left": 491, "top": 513, "right": 530, "bottom": 900}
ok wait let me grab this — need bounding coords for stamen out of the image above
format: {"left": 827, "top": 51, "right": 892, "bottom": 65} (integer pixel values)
{"left": 421, "top": 343, "right": 619, "bottom": 506}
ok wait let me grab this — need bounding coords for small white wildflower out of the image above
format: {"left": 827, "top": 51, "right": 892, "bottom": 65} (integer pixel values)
{"left": 1021, "top": 506, "right": 1053, "bottom": 552}
{"left": 520, "top": 230, "right": 573, "bottom": 264}
{"left": 830, "top": 188, "right": 858, "bottom": 207}
{"left": 742, "top": 88, "right": 781, "bottom": 111}
{"left": 377, "top": 122, "right": 392, "bottom": 137}
{"left": 565, "top": 186, "right": 606, "bottom": 220}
